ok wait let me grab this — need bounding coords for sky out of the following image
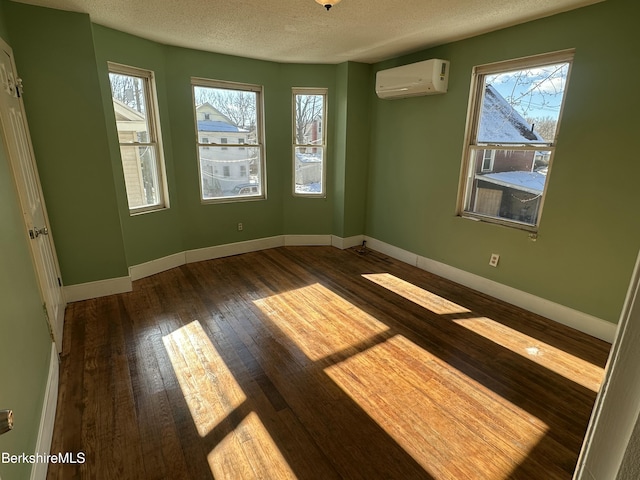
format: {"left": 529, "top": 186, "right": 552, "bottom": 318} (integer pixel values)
{"left": 485, "top": 62, "right": 570, "bottom": 122}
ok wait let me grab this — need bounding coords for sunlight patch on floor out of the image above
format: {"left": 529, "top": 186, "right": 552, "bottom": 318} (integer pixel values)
{"left": 325, "top": 333, "right": 549, "bottom": 479}
{"left": 451, "top": 315, "right": 604, "bottom": 392}
{"left": 207, "top": 411, "right": 297, "bottom": 480}
{"left": 163, "top": 320, "right": 247, "bottom": 437}
{"left": 363, "top": 272, "right": 604, "bottom": 392}
{"left": 253, "top": 282, "right": 389, "bottom": 361}
{"left": 362, "top": 273, "right": 471, "bottom": 315}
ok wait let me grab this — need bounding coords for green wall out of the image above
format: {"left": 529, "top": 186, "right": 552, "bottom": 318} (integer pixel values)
{"left": 5, "top": 2, "right": 129, "bottom": 285}
{"left": 333, "top": 62, "right": 372, "bottom": 238}
{"left": 0, "top": 106, "right": 53, "bottom": 480}
{"left": 367, "top": 0, "right": 639, "bottom": 323}
{"left": 0, "top": 1, "right": 7, "bottom": 39}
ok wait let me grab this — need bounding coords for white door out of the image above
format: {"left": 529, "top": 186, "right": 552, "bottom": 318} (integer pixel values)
{"left": 0, "top": 38, "right": 65, "bottom": 352}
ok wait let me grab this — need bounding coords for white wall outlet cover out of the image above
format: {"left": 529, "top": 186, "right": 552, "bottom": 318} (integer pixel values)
{"left": 489, "top": 253, "right": 500, "bottom": 267}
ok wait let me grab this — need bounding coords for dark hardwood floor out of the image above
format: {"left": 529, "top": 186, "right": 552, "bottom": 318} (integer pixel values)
{"left": 47, "top": 246, "right": 611, "bottom": 479}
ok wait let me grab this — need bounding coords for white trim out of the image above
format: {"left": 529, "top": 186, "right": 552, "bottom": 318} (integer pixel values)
{"left": 364, "top": 236, "right": 421, "bottom": 267}
{"left": 332, "top": 234, "right": 365, "bottom": 250}
{"left": 574, "top": 249, "right": 640, "bottom": 480}
{"left": 129, "top": 252, "right": 186, "bottom": 281}
{"left": 185, "top": 236, "right": 283, "bottom": 264}
{"left": 284, "top": 234, "right": 331, "bottom": 246}
{"left": 63, "top": 235, "right": 344, "bottom": 299}
{"left": 364, "top": 236, "right": 616, "bottom": 343}
{"left": 63, "top": 276, "right": 132, "bottom": 303}
{"left": 30, "top": 344, "right": 59, "bottom": 480}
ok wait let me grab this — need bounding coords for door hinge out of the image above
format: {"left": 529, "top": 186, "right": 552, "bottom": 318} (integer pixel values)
{"left": 58, "top": 277, "right": 62, "bottom": 287}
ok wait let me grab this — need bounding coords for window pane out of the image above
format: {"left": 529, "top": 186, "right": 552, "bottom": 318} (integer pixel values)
{"left": 293, "top": 91, "right": 326, "bottom": 197}
{"left": 199, "top": 146, "right": 262, "bottom": 199}
{"left": 294, "top": 94, "right": 324, "bottom": 145}
{"left": 193, "top": 82, "right": 264, "bottom": 202}
{"left": 294, "top": 146, "right": 323, "bottom": 194}
{"left": 478, "top": 63, "right": 569, "bottom": 145}
{"left": 464, "top": 148, "right": 548, "bottom": 226}
{"left": 109, "top": 65, "right": 167, "bottom": 212}
{"left": 109, "top": 73, "right": 151, "bottom": 144}
{"left": 119, "top": 145, "right": 161, "bottom": 208}
{"left": 193, "top": 86, "right": 258, "bottom": 144}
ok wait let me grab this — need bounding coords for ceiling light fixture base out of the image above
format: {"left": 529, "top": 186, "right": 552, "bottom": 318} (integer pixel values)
{"left": 315, "top": 0, "right": 341, "bottom": 10}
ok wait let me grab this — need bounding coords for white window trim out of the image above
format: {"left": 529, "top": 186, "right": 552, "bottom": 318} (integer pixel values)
{"left": 191, "top": 77, "right": 267, "bottom": 204}
{"left": 481, "top": 149, "right": 496, "bottom": 172}
{"left": 108, "top": 62, "right": 169, "bottom": 214}
{"left": 292, "top": 87, "right": 327, "bottom": 198}
{"left": 456, "top": 49, "right": 574, "bottom": 231}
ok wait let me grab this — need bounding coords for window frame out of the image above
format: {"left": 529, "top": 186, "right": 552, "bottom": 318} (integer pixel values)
{"left": 191, "top": 77, "right": 266, "bottom": 204}
{"left": 108, "top": 62, "right": 169, "bottom": 215}
{"left": 457, "top": 50, "right": 574, "bottom": 231}
{"left": 292, "top": 87, "right": 328, "bottom": 198}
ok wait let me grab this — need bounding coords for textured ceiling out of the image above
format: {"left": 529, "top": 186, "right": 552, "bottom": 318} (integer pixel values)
{"left": 12, "top": 0, "right": 603, "bottom": 64}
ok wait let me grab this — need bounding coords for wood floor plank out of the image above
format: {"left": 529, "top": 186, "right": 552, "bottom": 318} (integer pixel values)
{"left": 48, "top": 246, "right": 610, "bottom": 480}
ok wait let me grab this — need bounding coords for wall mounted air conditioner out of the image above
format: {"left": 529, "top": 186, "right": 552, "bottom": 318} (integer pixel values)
{"left": 376, "top": 59, "right": 450, "bottom": 99}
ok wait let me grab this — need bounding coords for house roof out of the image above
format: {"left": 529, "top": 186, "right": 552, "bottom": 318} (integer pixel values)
{"left": 112, "top": 98, "right": 145, "bottom": 122}
{"left": 478, "top": 85, "right": 545, "bottom": 144}
{"left": 477, "top": 170, "right": 546, "bottom": 195}
{"left": 196, "top": 103, "right": 245, "bottom": 133}
{"left": 197, "top": 120, "right": 241, "bottom": 133}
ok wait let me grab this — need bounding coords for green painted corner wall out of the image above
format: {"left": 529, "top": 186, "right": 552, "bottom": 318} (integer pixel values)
{"left": 342, "top": 62, "right": 372, "bottom": 238}
{"left": 5, "top": 1, "right": 129, "bottom": 285}
{"left": 332, "top": 61, "right": 372, "bottom": 238}
{"left": 366, "top": 0, "right": 640, "bottom": 323}
{"left": 0, "top": 126, "right": 53, "bottom": 480}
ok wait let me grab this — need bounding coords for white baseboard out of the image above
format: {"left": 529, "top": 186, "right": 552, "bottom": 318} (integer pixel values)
{"left": 364, "top": 236, "right": 617, "bottom": 343}
{"left": 63, "top": 235, "right": 344, "bottom": 301}
{"left": 30, "top": 344, "right": 59, "bottom": 480}
{"left": 129, "top": 252, "right": 186, "bottom": 282}
{"left": 186, "top": 236, "right": 284, "bottom": 264}
{"left": 63, "top": 276, "right": 132, "bottom": 303}
{"left": 284, "top": 234, "right": 332, "bottom": 246}
{"left": 332, "top": 234, "right": 365, "bottom": 250}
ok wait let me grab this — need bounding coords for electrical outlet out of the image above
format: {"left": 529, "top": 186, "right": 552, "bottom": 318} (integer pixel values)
{"left": 237, "top": 222, "right": 243, "bottom": 231}
{"left": 489, "top": 253, "right": 500, "bottom": 267}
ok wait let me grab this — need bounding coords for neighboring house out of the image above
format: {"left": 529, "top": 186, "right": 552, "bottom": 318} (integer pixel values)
{"left": 113, "top": 98, "right": 151, "bottom": 208}
{"left": 471, "top": 85, "right": 547, "bottom": 224}
{"left": 196, "top": 103, "right": 255, "bottom": 197}
{"left": 294, "top": 118, "right": 323, "bottom": 193}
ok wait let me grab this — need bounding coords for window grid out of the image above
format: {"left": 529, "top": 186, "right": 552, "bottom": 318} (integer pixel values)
{"left": 293, "top": 88, "right": 327, "bottom": 197}
{"left": 192, "top": 78, "right": 266, "bottom": 203}
{"left": 108, "top": 62, "right": 169, "bottom": 214}
{"left": 457, "top": 50, "right": 574, "bottom": 230}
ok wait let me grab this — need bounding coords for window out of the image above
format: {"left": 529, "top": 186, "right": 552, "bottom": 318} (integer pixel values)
{"left": 293, "top": 88, "right": 327, "bottom": 196}
{"left": 458, "top": 50, "right": 573, "bottom": 230}
{"left": 481, "top": 150, "right": 495, "bottom": 172}
{"left": 192, "top": 78, "right": 265, "bottom": 202}
{"left": 108, "top": 63, "right": 168, "bottom": 213}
